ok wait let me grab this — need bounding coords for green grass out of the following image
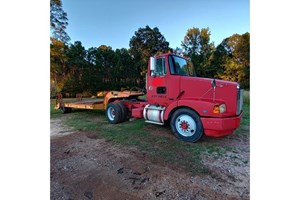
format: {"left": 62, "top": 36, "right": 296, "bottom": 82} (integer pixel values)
{"left": 50, "top": 99, "right": 63, "bottom": 119}
{"left": 50, "top": 91, "right": 250, "bottom": 175}
{"left": 243, "top": 90, "right": 250, "bottom": 104}
{"left": 241, "top": 90, "right": 250, "bottom": 126}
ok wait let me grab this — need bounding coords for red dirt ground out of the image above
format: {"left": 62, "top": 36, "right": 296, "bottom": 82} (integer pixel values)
{"left": 51, "top": 119, "right": 249, "bottom": 200}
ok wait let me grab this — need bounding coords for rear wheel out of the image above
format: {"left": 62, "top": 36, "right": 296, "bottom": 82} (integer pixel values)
{"left": 170, "top": 108, "right": 203, "bottom": 142}
{"left": 60, "top": 107, "right": 72, "bottom": 114}
{"left": 115, "top": 102, "right": 128, "bottom": 123}
{"left": 60, "top": 106, "right": 67, "bottom": 114}
{"left": 106, "top": 102, "right": 122, "bottom": 124}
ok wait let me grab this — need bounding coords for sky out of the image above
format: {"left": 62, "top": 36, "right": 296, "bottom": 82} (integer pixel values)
{"left": 62, "top": 0, "right": 249, "bottom": 50}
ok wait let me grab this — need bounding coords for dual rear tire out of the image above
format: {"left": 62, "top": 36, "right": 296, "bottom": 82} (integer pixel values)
{"left": 106, "top": 102, "right": 128, "bottom": 124}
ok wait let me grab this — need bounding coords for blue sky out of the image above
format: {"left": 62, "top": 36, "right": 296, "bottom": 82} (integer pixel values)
{"left": 62, "top": 0, "right": 249, "bottom": 50}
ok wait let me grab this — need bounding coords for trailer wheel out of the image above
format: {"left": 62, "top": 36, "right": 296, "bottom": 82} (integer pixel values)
{"left": 170, "top": 108, "right": 203, "bottom": 142}
{"left": 106, "top": 102, "right": 122, "bottom": 124}
{"left": 60, "top": 107, "right": 72, "bottom": 114}
{"left": 60, "top": 106, "right": 67, "bottom": 114}
{"left": 115, "top": 102, "right": 128, "bottom": 122}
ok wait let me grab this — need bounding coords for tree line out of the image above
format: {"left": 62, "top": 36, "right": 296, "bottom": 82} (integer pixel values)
{"left": 50, "top": 0, "right": 250, "bottom": 97}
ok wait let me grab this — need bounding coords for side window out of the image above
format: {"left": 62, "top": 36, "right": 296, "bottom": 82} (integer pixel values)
{"left": 155, "top": 58, "right": 166, "bottom": 76}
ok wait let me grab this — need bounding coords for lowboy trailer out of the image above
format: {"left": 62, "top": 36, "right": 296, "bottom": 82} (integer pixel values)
{"left": 55, "top": 90, "right": 145, "bottom": 113}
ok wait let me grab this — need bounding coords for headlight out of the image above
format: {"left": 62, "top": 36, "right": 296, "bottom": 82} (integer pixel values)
{"left": 219, "top": 104, "right": 226, "bottom": 113}
{"left": 213, "top": 104, "right": 226, "bottom": 114}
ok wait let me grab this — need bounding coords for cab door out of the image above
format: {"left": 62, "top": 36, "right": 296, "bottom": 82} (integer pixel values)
{"left": 146, "top": 56, "right": 167, "bottom": 105}
{"left": 165, "top": 55, "right": 180, "bottom": 105}
{"left": 146, "top": 55, "right": 180, "bottom": 107}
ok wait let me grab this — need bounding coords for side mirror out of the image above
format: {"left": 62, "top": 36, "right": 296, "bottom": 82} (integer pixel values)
{"left": 150, "top": 57, "right": 156, "bottom": 77}
{"left": 211, "top": 79, "right": 216, "bottom": 89}
{"left": 150, "top": 57, "right": 155, "bottom": 71}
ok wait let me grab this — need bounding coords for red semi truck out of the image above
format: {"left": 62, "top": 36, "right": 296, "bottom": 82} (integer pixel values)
{"left": 56, "top": 53, "right": 243, "bottom": 142}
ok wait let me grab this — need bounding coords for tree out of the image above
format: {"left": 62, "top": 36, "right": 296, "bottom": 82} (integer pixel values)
{"left": 209, "top": 43, "right": 228, "bottom": 78}
{"left": 50, "top": 0, "right": 70, "bottom": 43}
{"left": 181, "top": 27, "right": 215, "bottom": 77}
{"left": 86, "top": 47, "right": 100, "bottom": 94}
{"left": 50, "top": 38, "right": 69, "bottom": 95}
{"left": 181, "top": 27, "right": 201, "bottom": 55}
{"left": 62, "top": 41, "right": 87, "bottom": 96}
{"left": 235, "top": 33, "right": 250, "bottom": 89}
{"left": 129, "top": 25, "right": 170, "bottom": 86}
{"left": 198, "top": 28, "right": 215, "bottom": 73}
{"left": 215, "top": 33, "right": 250, "bottom": 89}
{"left": 94, "top": 45, "right": 115, "bottom": 90}
{"left": 113, "top": 48, "right": 137, "bottom": 90}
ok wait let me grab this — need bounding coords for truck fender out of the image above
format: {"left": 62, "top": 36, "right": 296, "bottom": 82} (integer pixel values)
{"left": 164, "top": 100, "right": 202, "bottom": 121}
{"left": 164, "top": 99, "right": 217, "bottom": 121}
{"left": 178, "top": 99, "right": 215, "bottom": 117}
{"left": 163, "top": 101, "right": 178, "bottom": 121}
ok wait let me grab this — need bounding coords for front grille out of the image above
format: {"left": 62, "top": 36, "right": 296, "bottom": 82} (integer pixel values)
{"left": 236, "top": 87, "right": 244, "bottom": 115}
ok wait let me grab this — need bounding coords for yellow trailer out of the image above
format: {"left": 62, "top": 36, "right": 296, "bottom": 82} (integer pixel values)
{"left": 55, "top": 90, "right": 144, "bottom": 113}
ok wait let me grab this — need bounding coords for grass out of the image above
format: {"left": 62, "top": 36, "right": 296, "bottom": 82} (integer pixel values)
{"left": 50, "top": 99, "right": 63, "bottom": 119}
{"left": 50, "top": 91, "right": 250, "bottom": 175}
{"left": 241, "top": 90, "right": 250, "bottom": 126}
{"left": 243, "top": 90, "right": 250, "bottom": 104}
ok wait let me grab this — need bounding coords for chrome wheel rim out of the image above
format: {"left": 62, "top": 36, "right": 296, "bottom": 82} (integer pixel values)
{"left": 107, "top": 107, "right": 116, "bottom": 121}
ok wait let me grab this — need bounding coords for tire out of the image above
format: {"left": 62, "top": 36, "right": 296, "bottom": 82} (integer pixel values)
{"left": 115, "top": 102, "right": 128, "bottom": 123}
{"left": 106, "top": 102, "right": 122, "bottom": 124}
{"left": 60, "top": 107, "right": 72, "bottom": 114}
{"left": 60, "top": 106, "right": 67, "bottom": 114}
{"left": 170, "top": 108, "right": 203, "bottom": 142}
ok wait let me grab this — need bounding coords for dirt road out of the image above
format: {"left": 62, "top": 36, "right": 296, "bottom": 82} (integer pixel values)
{"left": 51, "top": 119, "right": 249, "bottom": 200}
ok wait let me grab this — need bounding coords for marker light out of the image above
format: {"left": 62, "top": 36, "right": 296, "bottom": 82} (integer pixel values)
{"left": 213, "top": 105, "right": 220, "bottom": 113}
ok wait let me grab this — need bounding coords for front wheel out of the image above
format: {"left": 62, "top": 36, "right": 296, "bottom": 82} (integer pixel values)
{"left": 170, "top": 108, "right": 203, "bottom": 142}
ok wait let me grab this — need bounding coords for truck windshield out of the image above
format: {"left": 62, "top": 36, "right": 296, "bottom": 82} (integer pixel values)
{"left": 169, "top": 55, "right": 196, "bottom": 77}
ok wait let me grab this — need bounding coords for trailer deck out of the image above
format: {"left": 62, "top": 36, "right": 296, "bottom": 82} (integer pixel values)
{"left": 61, "top": 99, "right": 105, "bottom": 110}
{"left": 55, "top": 91, "right": 145, "bottom": 113}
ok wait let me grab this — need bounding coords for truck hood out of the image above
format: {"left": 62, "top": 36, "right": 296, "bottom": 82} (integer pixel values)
{"left": 180, "top": 76, "right": 239, "bottom": 115}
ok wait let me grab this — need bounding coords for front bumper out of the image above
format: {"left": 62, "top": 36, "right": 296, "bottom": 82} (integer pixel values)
{"left": 201, "top": 111, "right": 243, "bottom": 137}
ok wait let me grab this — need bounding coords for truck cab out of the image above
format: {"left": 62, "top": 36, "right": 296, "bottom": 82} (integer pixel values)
{"left": 143, "top": 53, "right": 243, "bottom": 142}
